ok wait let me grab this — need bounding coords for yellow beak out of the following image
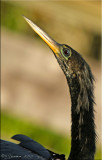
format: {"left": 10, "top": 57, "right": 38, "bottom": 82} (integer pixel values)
{"left": 23, "top": 16, "right": 60, "bottom": 55}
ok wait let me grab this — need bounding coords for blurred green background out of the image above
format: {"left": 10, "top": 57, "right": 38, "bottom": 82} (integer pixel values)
{"left": 1, "top": 1, "right": 101, "bottom": 159}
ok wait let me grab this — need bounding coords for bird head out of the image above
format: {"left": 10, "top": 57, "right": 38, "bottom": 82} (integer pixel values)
{"left": 23, "top": 16, "right": 91, "bottom": 83}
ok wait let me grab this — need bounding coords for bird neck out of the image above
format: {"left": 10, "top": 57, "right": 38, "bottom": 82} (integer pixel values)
{"left": 67, "top": 71, "right": 96, "bottom": 160}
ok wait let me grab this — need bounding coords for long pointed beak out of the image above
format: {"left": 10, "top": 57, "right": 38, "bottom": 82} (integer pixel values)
{"left": 23, "top": 16, "right": 60, "bottom": 55}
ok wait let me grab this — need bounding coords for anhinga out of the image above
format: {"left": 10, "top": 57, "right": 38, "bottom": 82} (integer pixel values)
{"left": 1, "top": 16, "right": 96, "bottom": 160}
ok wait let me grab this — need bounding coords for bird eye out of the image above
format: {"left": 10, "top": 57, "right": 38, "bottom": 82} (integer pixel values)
{"left": 63, "top": 49, "right": 70, "bottom": 57}
{"left": 61, "top": 46, "right": 71, "bottom": 60}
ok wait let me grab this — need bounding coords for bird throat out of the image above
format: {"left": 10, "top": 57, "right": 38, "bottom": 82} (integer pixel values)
{"left": 67, "top": 67, "right": 96, "bottom": 160}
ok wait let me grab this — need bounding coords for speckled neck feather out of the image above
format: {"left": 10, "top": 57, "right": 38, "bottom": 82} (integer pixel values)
{"left": 67, "top": 62, "right": 96, "bottom": 160}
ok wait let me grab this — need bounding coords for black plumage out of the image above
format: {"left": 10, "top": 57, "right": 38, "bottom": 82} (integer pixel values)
{"left": 1, "top": 135, "right": 49, "bottom": 160}
{"left": 0, "top": 17, "right": 96, "bottom": 160}
{"left": 0, "top": 135, "right": 65, "bottom": 160}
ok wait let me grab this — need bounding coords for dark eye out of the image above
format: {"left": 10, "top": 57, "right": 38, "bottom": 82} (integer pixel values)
{"left": 63, "top": 49, "right": 70, "bottom": 57}
{"left": 61, "top": 47, "right": 71, "bottom": 60}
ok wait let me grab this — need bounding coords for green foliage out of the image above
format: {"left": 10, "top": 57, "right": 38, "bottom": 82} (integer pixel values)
{"left": 1, "top": 1, "right": 30, "bottom": 35}
{"left": 1, "top": 1, "right": 45, "bottom": 40}
{"left": 1, "top": 111, "right": 101, "bottom": 159}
